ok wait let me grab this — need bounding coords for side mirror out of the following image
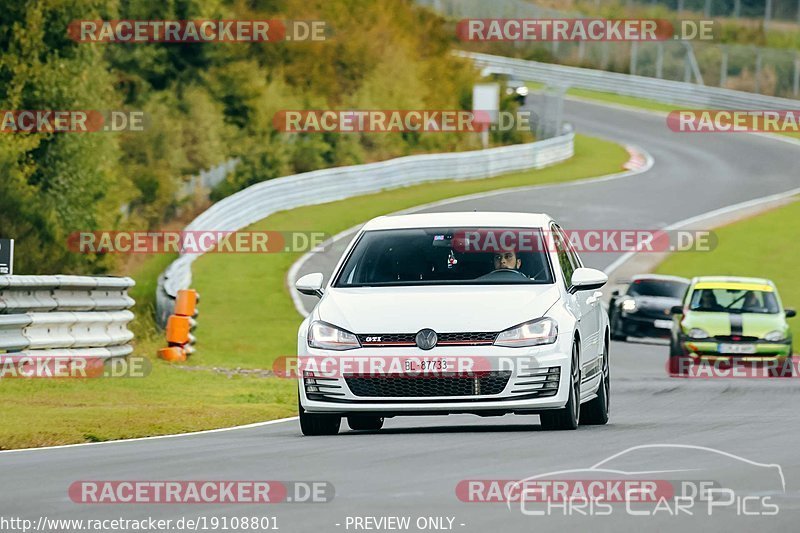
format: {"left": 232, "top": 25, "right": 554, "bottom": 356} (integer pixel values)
{"left": 295, "top": 272, "right": 324, "bottom": 298}
{"left": 786, "top": 308, "right": 796, "bottom": 318}
{"left": 670, "top": 305, "right": 684, "bottom": 315}
{"left": 569, "top": 267, "right": 608, "bottom": 294}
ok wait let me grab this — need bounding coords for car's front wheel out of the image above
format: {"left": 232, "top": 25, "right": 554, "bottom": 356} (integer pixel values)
{"left": 299, "top": 396, "right": 341, "bottom": 436}
{"left": 581, "top": 340, "right": 609, "bottom": 425}
{"left": 609, "top": 309, "right": 625, "bottom": 341}
{"left": 540, "top": 340, "right": 580, "bottom": 431}
{"left": 668, "top": 337, "right": 691, "bottom": 376}
{"left": 347, "top": 415, "right": 384, "bottom": 431}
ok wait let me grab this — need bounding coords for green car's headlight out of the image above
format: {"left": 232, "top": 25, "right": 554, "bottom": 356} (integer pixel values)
{"left": 687, "top": 328, "right": 710, "bottom": 339}
{"left": 764, "top": 330, "right": 786, "bottom": 342}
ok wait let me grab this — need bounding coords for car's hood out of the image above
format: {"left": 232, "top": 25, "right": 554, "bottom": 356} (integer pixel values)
{"left": 317, "top": 284, "right": 561, "bottom": 333}
{"left": 683, "top": 311, "right": 787, "bottom": 337}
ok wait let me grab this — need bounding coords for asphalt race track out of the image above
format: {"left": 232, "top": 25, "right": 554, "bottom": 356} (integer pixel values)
{"left": 2, "top": 100, "right": 799, "bottom": 533}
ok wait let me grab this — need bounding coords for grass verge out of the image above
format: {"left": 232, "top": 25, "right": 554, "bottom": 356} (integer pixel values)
{"left": 0, "top": 134, "right": 628, "bottom": 449}
{"left": 655, "top": 199, "right": 800, "bottom": 341}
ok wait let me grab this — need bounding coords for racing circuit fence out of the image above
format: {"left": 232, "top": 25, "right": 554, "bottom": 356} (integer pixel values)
{"left": 460, "top": 51, "right": 800, "bottom": 110}
{"left": 155, "top": 133, "right": 576, "bottom": 326}
{"left": 0, "top": 276, "right": 135, "bottom": 360}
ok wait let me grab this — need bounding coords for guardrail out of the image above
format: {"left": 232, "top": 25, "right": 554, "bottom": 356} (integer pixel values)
{"left": 0, "top": 276, "right": 135, "bottom": 360}
{"left": 460, "top": 51, "right": 800, "bottom": 110}
{"left": 155, "top": 133, "right": 575, "bottom": 324}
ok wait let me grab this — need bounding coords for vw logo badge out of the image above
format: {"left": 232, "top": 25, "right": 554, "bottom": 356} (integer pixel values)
{"left": 415, "top": 329, "right": 438, "bottom": 350}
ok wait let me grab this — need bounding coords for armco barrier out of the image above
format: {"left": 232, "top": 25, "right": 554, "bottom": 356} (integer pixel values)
{"left": 459, "top": 51, "right": 800, "bottom": 110}
{"left": 0, "top": 275, "right": 135, "bottom": 361}
{"left": 155, "top": 133, "right": 575, "bottom": 324}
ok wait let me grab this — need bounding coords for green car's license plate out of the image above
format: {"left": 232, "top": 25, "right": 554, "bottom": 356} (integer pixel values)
{"left": 718, "top": 343, "right": 757, "bottom": 354}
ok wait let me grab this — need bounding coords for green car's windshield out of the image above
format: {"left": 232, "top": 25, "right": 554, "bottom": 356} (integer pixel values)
{"left": 689, "top": 288, "right": 780, "bottom": 314}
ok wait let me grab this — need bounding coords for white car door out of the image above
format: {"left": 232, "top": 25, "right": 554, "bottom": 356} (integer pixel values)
{"left": 560, "top": 226, "right": 602, "bottom": 358}
{"left": 551, "top": 225, "right": 594, "bottom": 369}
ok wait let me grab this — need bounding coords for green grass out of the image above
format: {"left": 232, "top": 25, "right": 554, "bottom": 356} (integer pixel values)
{"left": 655, "top": 199, "right": 800, "bottom": 341}
{"left": 0, "top": 134, "right": 628, "bottom": 449}
{"left": 567, "top": 88, "right": 679, "bottom": 114}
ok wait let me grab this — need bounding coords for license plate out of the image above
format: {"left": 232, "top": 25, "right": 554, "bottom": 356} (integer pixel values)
{"left": 654, "top": 319, "right": 673, "bottom": 329}
{"left": 404, "top": 358, "right": 450, "bottom": 372}
{"left": 718, "top": 343, "right": 757, "bottom": 354}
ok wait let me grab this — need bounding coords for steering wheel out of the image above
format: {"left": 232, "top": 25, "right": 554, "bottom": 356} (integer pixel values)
{"left": 529, "top": 266, "right": 546, "bottom": 280}
{"left": 477, "top": 269, "right": 529, "bottom": 280}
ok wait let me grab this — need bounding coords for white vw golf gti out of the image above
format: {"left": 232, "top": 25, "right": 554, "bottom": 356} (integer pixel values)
{"left": 295, "top": 212, "right": 610, "bottom": 435}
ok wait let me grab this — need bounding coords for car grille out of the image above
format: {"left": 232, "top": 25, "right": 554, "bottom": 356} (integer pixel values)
{"left": 344, "top": 371, "right": 512, "bottom": 397}
{"left": 357, "top": 331, "right": 497, "bottom": 347}
{"left": 714, "top": 335, "right": 759, "bottom": 342}
{"left": 635, "top": 308, "right": 671, "bottom": 320}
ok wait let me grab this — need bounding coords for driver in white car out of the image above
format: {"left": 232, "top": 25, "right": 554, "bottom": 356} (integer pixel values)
{"left": 493, "top": 249, "right": 521, "bottom": 271}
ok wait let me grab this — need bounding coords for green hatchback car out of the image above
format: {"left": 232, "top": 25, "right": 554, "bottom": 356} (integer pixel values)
{"left": 669, "top": 276, "right": 796, "bottom": 376}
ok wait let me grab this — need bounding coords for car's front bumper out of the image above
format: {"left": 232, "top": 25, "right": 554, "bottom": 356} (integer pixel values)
{"left": 298, "top": 334, "right": 579, "bottom": 415}
{"left": 681, "top": 339, "right": 792, "bottom": 361}
{"left": 619, "top": 312, "right": 673, "bottom": 338}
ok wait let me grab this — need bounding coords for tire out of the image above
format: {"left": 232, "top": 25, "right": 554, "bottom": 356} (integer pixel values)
{"left": 609, "top": 310, "right": 625, "bottom": 341}
{"left": 540, "top": 340, "right": 580, "bottom": 431}
{"left": 299, "top": 396, "right": 341, "bottom": 436}
{"left": 581, "top": 340, "right": 609, "bottom": 425}
{"left": 668, "top": 338, "right": 690, "bottom": 376}
{"left": 347, "top": 415, "right": 384, "bottom": 431}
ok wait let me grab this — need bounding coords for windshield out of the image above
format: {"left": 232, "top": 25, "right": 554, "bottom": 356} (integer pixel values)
{"left": 689, "top": 287, "right": 780, "bottom": 314}
{"left": 334, "top": 227, "right": 555, "bottom": 287}
{"left": 627, "top": 279, "right": 688, "bottom": 299}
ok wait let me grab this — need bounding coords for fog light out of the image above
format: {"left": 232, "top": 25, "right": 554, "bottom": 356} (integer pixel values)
{"left": 306, "top": 385, "right": 319, "bottom": 393}
{"left": 546, "top": 374, "right": 559, "bottom": 382}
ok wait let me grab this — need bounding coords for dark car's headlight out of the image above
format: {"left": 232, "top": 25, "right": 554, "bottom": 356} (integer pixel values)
{"left": 494, "top": 318, "right": 558, "bottom": 347}
{"left": 308, "top": 321, "right": 361, "bottom": 351}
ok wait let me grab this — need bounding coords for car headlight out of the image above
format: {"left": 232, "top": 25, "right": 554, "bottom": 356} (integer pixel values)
{"left": 764, "top": 330, "right": 786, "bottom": 342}
{"left": 621, "top": 299, "right": 637, "bottom": 313}
{"left": 687, "top": 328, "right": 710, "bottom": 339}
{"left": 494, "top": 318, "right": 558, "bottom": 347}
{"left": 307, "top": 321, "right": 361, "bottom": 351}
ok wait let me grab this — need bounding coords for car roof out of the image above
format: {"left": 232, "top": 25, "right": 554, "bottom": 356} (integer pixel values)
{"left": 361, "top": 212, "right": 555, "bottom": 231}
{"left": 690, "top": 276, "right": 775, "bottom": 287}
